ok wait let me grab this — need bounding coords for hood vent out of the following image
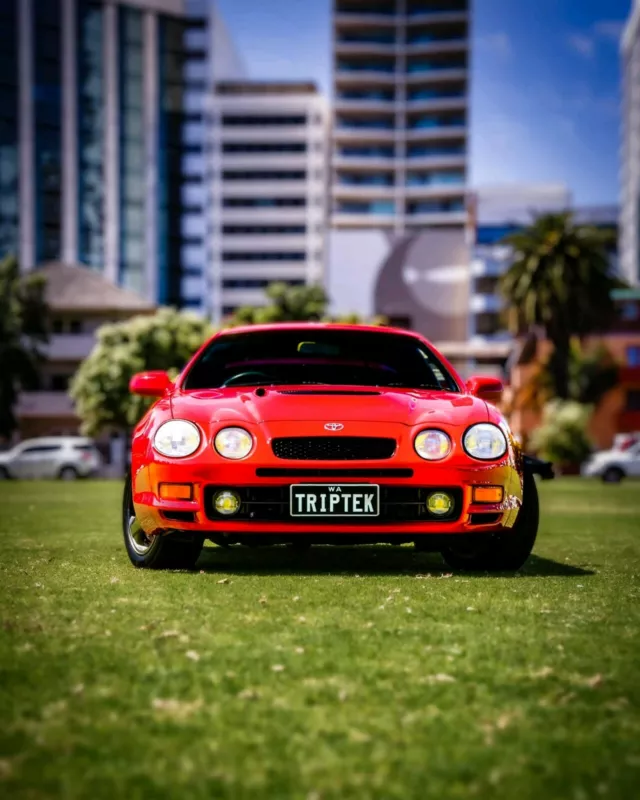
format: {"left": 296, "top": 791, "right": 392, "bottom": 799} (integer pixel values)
{"left": 277, "top": 389, "right": 381, "bottom": 396}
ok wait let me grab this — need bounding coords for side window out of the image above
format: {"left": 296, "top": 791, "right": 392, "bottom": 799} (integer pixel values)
{"left": 20, "top": 445, "right": 62, "bottom": 455}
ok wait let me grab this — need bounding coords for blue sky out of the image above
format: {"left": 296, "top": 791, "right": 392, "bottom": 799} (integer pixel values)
{"left": 216, "top": 0, "right": 631, "bottom": 206}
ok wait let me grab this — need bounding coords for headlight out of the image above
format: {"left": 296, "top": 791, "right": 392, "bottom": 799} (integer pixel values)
{"left": 214, "top": 427, "right": 253, "bottom": 460}
{"left": 463, "top": 423, "right": 507, "bottom": 460}
{"left": 153, "top": 420, "right": 201, "bottom": 458}
{"left": 414, "top": 429, "right": 451, "bottom": 460}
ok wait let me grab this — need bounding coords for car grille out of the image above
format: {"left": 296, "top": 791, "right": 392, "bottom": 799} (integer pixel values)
{"left": 256, "top": 468, "right": 413, "bottom": 478}
{"left": 271, "top": 436, "right": 396, "bottom": 461}
{"left": 203, "top": 485, "right": 462, "bottom": 524}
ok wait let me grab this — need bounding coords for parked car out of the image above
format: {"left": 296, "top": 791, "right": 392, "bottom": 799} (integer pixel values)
{"left": 0, "top": 436, "right": 102, "bottom": 480}
{"left": 581, "top": 441, "right": 640, "bottom": 483}
{"left": 123, "top": 323, "right": 552, "bottom": 572}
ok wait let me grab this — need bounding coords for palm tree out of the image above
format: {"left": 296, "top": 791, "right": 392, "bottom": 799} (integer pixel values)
{"left": 499, "top": 212, "right": 620, "bottom": 399}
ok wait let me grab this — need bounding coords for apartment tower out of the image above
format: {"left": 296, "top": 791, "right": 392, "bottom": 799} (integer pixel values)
{"left": 331, "top": 0, "right": 469, "bottom": 231}
{"left": 209, "top": 81, "right": 328, "bottom": 323}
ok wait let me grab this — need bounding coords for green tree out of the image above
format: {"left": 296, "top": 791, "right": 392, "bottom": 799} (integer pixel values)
{"left": 0, "top": 255, "right": 48, "bottom": 442}
{"left": 70, "top": 307, "right": 213, "bottom": 436}
{"left": 530, "top": 400, "right": 593, "bottom": 466}
{"left": 225, "top": 282, "right": 329, "bottom": 326}
{"left": 500, "top": 212, "right": 620, "bottom": 399}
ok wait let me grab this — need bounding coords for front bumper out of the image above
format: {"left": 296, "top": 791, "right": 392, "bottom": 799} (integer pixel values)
{"left": 132, "top": 457, "right": 523, "bottom": 538}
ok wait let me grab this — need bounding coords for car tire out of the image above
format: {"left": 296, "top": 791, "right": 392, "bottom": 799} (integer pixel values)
{"left": 122, "top": 473, "right": 204, "bottom": 570}
{"left": 0, "top": 466, "right": 9, "bottom": 480}
{"left": 441, "top": 472, "right": 539, "bottom": 573}
{"left": 59, "top": 466, "right": 79, "bottom": 480}
{"left": 602, "top": 466, "right": 625, "bottom": 483}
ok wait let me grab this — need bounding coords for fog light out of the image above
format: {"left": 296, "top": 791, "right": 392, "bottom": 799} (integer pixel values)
{"left": 427, "top": 492, "right": 453, "bottom": 516}
{"left": 159, "top": 483, "right": 193, "bottom": 501}
{"left": 473, "top": 486, "right": 504, "bottom": 504}
{"left": 214, "top": 490, "right": 241, "bottom": 516}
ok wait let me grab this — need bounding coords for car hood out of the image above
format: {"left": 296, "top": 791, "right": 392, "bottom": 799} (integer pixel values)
{"left": 171, "top": 386, "right": 487, "bottom": 428}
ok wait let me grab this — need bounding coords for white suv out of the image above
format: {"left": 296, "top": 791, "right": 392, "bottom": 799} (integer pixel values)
{"left": 0, "top": 437, "right": 102, "bottom": 480}
{"left": 581, "top": 441, "right": 640, "bottom": 483}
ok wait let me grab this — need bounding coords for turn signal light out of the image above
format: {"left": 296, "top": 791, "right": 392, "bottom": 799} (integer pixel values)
{"left": 159, "top": 483, "right": 193, "bottom": 501}
{"left": 472, "top": 486, "right": 504, "bottom": 504}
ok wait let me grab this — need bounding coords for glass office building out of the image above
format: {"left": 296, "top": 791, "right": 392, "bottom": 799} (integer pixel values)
{"left": 0, "top": 0, "right": 244, "bottom": 309}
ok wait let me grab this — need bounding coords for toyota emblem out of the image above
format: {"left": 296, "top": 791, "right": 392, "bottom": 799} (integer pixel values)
{"left": 324, "top": 422, "right": 344, "bottom": 432}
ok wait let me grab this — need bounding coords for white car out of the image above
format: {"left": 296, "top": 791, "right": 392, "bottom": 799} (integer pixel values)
{"left": 581, "top": 441, "right": 640, "bottom": 483}
{"left": 0, "top": 436, "right": 102, "bottom": 480}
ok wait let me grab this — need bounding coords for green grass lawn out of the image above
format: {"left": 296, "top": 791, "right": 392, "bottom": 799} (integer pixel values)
{"left": 1, "top": 479, "right": 639, "bottom": 799}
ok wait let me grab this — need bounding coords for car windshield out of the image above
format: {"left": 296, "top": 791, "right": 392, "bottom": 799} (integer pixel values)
{"left": 183, "top": 329, "right": 459, "bottom": 392}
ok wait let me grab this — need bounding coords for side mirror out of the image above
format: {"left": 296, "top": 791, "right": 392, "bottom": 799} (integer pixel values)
{"left": 129, "top": 371, "right": 173, "bottom": 397}
{"left": 466, "top": 375, "right": 504, "bottom": 403}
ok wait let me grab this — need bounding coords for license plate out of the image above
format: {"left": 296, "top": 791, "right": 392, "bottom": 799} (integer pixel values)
{"left": 290, "top": 484, "right": 380, "bottom": 517}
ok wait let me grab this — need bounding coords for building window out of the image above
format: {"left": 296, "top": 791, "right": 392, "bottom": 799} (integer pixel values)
{"left": 0, "top": 0, "right": 19, "bottom": 260}
{"left": 34, "top": 0, "right": 63, "bottom": 263}
{"left": 627, "top": 346, "right": 640, "bottom": 367}
{"left": 50, "top": 374, "right": 71, "bottom": 391}
{"left": 476, "top": 313, "right": 501, "bottom": 336}
{"left": 77, "top": 0, "right": 104, "bottom": 269}
{"left": 222, "top": 142, "right": 307, "bottom": 154}
{"left": 626, "top": 390, "right": 640, "bottom": 411}
{"left": 222, "top": 115, "right": 306, "bottom": 126}
{"left": 222, "top": 252, "right": 306, "bottom": 262}
{"left": 475, "top": 276, "right": 500, "bottom": 295}
{"left": 222, "top": 197, "right": 306, "bottom": 208}
{"left": 222, "top": 170, "right": 306, "bottom": 181}
{"left": 222, "top": 225, "right": 306, "bottom": 235}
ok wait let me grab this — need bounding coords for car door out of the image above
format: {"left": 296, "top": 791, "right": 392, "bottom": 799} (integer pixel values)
{"left": 11, "top": 445, "right": 60, "bottom": 479}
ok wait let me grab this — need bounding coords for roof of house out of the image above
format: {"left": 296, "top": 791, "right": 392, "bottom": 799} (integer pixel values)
{"left": 39, "top": 262, "right": 155, "bottom": 313}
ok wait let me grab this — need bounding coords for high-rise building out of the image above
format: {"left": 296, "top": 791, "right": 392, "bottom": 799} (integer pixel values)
{"left": 620, "top": 0, "right": 640, "bottom": 286}
{"left": 209, "top": 81, "right": 328, "bottom": 323}
{"left": 331, "top": 0, "right": 468, "bottom": 231}
{"left": 0, "top": 0, "right": 244, "bottom": 309}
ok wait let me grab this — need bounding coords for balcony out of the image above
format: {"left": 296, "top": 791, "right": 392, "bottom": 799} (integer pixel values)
{"left": 405, "top": 96, "right": 466, "bottom": 112}
{"left": 331, "top": 210, "right": 397, "bottom": 228}
{"left": 221, "top": 181, "right": 308, "bottom": 197}
{"left": 402, "top": 209, "right": 467, "bottom": 225}
{"left": 334, "top": 126, "right": 396, "bottom": 142}
{"left": 44, "top": 333, "right": 97, "bottom": 362}
{"left": 405, "top": 125, "right": 467, "bottom": 141}
{"left": 405, "top": 39, "right": 468, "bottom": 55}
{"left": 334, "top": 11, "right": 396, "bottom": 27}
{"left": 406, "top": 9, "right": 468, "bottom": 24}
{"left": 16, "top": 392, "right": 77, "bottom": 419}
{"left": 335, "top": 40, "right": 396, "bottom": 55}
{"left": 221, "top": 127, "right": 308, "bottom": 143}
{"left": 405, "top": 67, "right": 467, "bottom": 83}
{"left": 334, "top": 97, "right": 396, "bottom": 113}
{"left": 404, "top": 183, "right": 465, "bottom": 197}
{"left": 220, "top": 207, "right": 309, "bottom": 224}
{"left": 221, "top": 235, "right": 309, "bottom": 251}
{"left": 332, "top": 183, "right": 397, "bottom": 199}
{"left": 470, "top": 294, "right": 503, "bottom": 314}
{"left": 221, "top": 264, "right": 309, "bottom": 282}
{"left": 220, "top": 153, "right": 309, "bottom": 170}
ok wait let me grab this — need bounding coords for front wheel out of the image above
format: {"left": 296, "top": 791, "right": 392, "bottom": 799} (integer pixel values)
{"left": 441, "top": 472, "right": 539, "bottom": 572}
{"left": 122, "top": 473, "right": 204, "bottom": 570}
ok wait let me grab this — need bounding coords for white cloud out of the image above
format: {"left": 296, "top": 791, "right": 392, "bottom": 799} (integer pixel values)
{"left": 477, "top": 32, "right": 512, "bottom": 60}
{"left": 567, "top": 33, "right": 595, "bottom": 59}
{"left": 567, "top": 18, "right": 625, "bottom": 59}
{"left": 593, "top": 20, "right": 625, "bottom": 41}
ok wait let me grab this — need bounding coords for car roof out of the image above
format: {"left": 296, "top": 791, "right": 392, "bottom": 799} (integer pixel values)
{"left": 216, "top": 322, "right": 429, "bottom": 342}
{"left": 19, "top": 436, "right": 94, "bottom": 446}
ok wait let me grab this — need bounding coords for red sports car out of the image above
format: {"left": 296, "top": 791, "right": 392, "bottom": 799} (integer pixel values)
{"left": 123, "top": 323, "right": 549, "bottom": 571}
